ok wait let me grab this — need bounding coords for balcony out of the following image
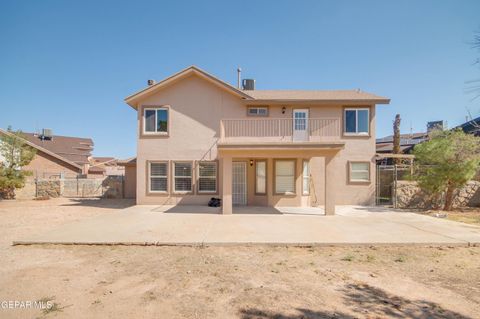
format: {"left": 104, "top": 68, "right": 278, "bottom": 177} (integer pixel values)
{"left": 219, "top": 118, "right": 341, "bottom": 145}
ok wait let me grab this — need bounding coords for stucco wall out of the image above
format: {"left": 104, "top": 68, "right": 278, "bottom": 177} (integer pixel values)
{"left": 23, "top": 150, "right": 80, "bottom": 179}
{"left": 124, "top": 165, "right": 137, "bottom": 199}
{"left": 134, "top": 74, "right": 377, "bottom": 206}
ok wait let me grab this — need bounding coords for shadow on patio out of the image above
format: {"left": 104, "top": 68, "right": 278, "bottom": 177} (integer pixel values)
{"left": 152, "top": 205, "right": 325, "bottom": 216}
{"left": 60, "top": 198, "right": 136, "bottom": 209}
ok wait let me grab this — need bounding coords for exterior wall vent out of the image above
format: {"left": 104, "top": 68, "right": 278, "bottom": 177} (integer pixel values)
{"left": 242, "top": 79, "right": 255, "bottom": 90}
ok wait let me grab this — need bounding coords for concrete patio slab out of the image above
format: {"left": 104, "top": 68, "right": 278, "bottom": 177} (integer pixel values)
{"left": 13, "top": 205, "right": 480, "bottom": 246}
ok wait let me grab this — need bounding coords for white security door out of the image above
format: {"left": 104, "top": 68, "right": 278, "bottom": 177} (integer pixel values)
{"left": 293, "top": 109, "right": 309, "bottom": 142}
{"left": 232, "top": 162, "right": 247, "bottom": 206}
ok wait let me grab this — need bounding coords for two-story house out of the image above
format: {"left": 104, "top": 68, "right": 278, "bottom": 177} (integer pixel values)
{"left": 124, "top": 66, "right": 390, "bottom": 215}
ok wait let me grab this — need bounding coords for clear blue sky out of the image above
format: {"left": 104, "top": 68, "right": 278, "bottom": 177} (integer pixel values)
{"left": 1, "top": 0, "right": 479, "bottom": 158}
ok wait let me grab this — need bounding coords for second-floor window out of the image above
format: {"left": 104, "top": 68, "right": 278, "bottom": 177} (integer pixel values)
{"left": 144, "top": 107, "right": 168, "bottom": 134}
{"left": 344, "top": 108, "right": 369, "bottom": 135}
{"left": 247, "top": 106, "right": 268, "bottom": 116}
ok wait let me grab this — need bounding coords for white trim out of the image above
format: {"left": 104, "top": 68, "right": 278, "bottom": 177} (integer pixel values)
{"left": 143, "top": 107, "right": 169, "bottom": 135}
{"left": 149, "top": 161, "right": 168, "bottom": 193}
{"left": 255, "top": 160, "right": 267, "bottom": 195}
{"left": 173, "top": 162, "right": 193, "bottom": 193}
{"left": 344, "top": 108, "right": 370, "bottom": 135}
{"left": 302, "top": 160, "right": 310, "bottom": 195}
{"left": 197, "top": 161, "right": 217, "bottom": 193}
{"left": 349, "top": 162, "right": 370, "bottom": 182}
{"left": 247, "top": 106, "right": 268, "bottom": 117}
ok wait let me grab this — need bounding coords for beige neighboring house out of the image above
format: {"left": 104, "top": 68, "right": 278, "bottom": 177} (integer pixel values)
{"left": 123, "top": 66, "right": 390, "bottom": 214}
{"left": 91, "top": 157, "right": 125, "bottom": 176}
{"left": 0, "top": 128, "right": 103, "bottom": 179}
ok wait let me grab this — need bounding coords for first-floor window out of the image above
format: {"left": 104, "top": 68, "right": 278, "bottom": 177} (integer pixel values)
{"left": 302, "top": 160, "right": 310, "bottom": 195}
{"left": 149, "top": 162, "right": 168, "bottom": 192}
{"left": 174, "top": 162, "right": 192, "bottom": 192}
{"left": 275, "top": 160, "right": 295, "bottom": 194}
{"left": 198, "top": 162, "right": 217, "bottom": 193}
{"left": 256, "top": 160, "right": 266, "bottom": 194}
{"left": 349, "top": 162, "right": 370, "bottom": 182}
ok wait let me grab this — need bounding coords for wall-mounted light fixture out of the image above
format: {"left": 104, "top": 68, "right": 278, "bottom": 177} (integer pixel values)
{"left": 250, "top": 159, "right": 254, "bottom": 166}
{"left": 282, "top": 106, "right": 286, "bottom": 114}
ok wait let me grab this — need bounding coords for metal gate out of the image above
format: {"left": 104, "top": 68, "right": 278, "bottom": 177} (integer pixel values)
{"left": 232, "top": 162, "right": 247, "bottom": 206}
{"left": 376, "top": 165, "right": 412, "bottom": 207}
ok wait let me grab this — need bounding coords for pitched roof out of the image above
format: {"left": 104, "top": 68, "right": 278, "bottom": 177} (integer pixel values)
{"left": 125, "top": 66, "right": 252, "bottom": 108}
{"left": 0, "top": 129, "right": 83, "bottom": 170}
{"left": 376, "top": 132, "right": 429, "bottom": 154}
{"left": 246, "top": 90, "right": 390, "bottom": 103}
{"left": 124, "top": 66, "right": 390, "bottom": 108}
{"left": 21, "top": 133, "right": 93, "bottom": 166}
{"left": 117, "top": 157, "right": 136, "bottom": 166}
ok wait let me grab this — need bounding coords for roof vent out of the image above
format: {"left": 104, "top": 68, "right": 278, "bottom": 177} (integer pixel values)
{"left": 242, "top": 79, "right": 255, "bottom": 90}
{"left": 147, "top": 79, "right": 156, "bottom": 86}
{"left": 40, "top": 128, "right": 53, "bottom": 140}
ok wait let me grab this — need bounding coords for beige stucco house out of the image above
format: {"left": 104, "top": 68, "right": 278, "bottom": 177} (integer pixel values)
{"left": 123, "top": 66, "right": 390, "bottom": 214}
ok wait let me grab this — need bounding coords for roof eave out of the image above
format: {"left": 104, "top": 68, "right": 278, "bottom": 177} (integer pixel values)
{"left": 247, "top": 98, "right": 390, "bottom": 104}
{"left": 0, "top": 128, "right": 83, "bottom": 170}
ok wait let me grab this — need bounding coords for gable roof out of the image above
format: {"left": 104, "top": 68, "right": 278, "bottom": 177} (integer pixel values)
{"left": 21, "top": 132, "right": 93, "bottom": 165}
{"left": 125, "top": 66, "right": 253, "bottom": 108}
{"left": 125, "top": 66, "right": 390, "bottom": 108}
{"left": 0, "top": 128, "right": 83, "bottom": 170}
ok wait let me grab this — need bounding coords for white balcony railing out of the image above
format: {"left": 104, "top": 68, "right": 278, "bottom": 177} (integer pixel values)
{"left": 220, "top": 118, "right": 340, "bottom": 143}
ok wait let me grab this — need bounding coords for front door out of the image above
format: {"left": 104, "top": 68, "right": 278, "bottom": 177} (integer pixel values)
{"left": 232, "top": 162, "right": 247, "bottom": 206}
{"left": 293, "top": 109, "right": 309, "bottom": 141}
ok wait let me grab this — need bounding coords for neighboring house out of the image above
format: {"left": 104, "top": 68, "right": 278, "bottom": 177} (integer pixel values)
{"left": 0, "top": 128, "right": 100, "bottom": 179}
{"left": 376, "top": 132, "right": 428, "bottom": 154}
{"left": 123, "top": 66, "right": 390, "bottom": 214}
{"left": 91, "top": 157, "right": 125, "bottom": 176}
{"left": 456, "top": 116, "right": 480, "bottom": 136}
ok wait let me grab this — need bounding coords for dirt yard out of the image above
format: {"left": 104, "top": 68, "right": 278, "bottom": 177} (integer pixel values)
{"left": 421, "top": 207, "right": 480, "bottom": 226}
{"left": 0, "top": 199, "right": 479, "bottom": 319}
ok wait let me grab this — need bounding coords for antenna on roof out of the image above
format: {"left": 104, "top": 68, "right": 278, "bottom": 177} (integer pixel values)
{"left": 237, "top": 67, "right": 242, "bottom": 89}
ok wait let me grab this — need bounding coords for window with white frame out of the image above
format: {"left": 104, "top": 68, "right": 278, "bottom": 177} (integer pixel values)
{"left": 349, "top": 162, "right": 370, "bottom": 182}
{"left": 344, "top": 108, "right": 369, "bottom": 135}
{"left": 256, "top": 160, "right": 266, "bottom": 194}
{"left": 247, "top": 106, "right": 268, "bottom": 116}
{"left": 174, "top": 162, "right": 192, "bottom": 192}
{"left": 149, "top": 162, "right": 168, "bottom": 192}
{"left": 275, "top": 160, "right": 295, "bottom": 194}
{"left": 144, "top": 107, "right": 169, "bottom": 134}
{"left": 198, "top": 162, "right": 217, "bottom": 193}
{"left": 302, "top": 160, "right": 310, "bottom": 195}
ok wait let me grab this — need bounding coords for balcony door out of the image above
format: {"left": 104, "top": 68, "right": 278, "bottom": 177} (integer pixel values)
{"left": 293, "top": 109, "right": 309, "bottom": 142}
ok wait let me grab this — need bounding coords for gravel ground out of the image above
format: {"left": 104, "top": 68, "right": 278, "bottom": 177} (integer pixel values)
{"left": 0, "top": 198, "right": 479, "bottom": 319}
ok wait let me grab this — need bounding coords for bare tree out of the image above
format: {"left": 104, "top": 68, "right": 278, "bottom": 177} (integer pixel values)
{"left": 465, "top": 30, "right": 480, "bottom": 100}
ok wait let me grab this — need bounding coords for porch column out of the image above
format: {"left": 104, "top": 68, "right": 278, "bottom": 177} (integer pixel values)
{"left": 222, "top": 156, "right": 233, "bottom": 214}
{"left": 325, "top": 154, "right": 336, "bottom": 215}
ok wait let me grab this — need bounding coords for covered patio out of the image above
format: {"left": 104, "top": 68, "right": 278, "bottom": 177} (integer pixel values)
{"left": 217, "top": 142, "right": 344, "bottom": 215}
